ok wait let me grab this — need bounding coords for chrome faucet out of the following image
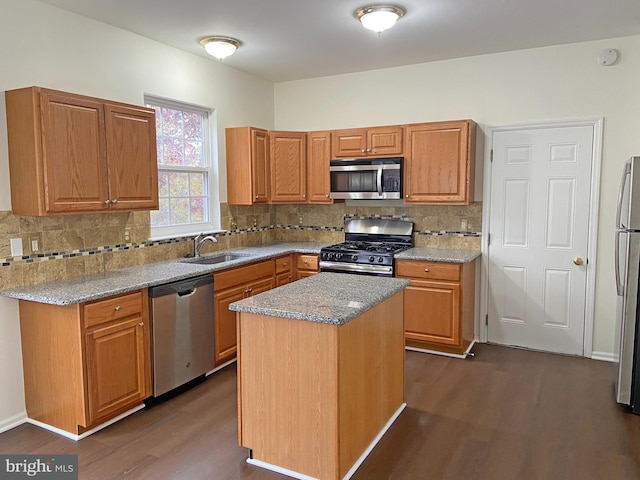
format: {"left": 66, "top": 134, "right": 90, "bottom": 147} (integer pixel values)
{"left": 194, "top": 233, "right": 218, "bottom": 257}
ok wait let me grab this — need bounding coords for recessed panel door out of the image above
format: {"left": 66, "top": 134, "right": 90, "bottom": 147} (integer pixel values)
{"left": 488, "top": 125, "right": 594, "bottom": 355}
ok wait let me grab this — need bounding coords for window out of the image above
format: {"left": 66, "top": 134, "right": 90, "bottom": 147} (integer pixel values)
{"left": 145, "top": 96, "right": 218, "bottom": 238}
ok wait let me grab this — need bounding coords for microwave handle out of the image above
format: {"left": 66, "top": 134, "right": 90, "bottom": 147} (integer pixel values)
{"left": 377, "top": 166, "right": 383, "bottom": 197}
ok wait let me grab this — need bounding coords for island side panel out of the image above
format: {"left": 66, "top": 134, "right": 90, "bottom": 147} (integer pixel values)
{"left": 337, "top": 291, "right": 405, "bottom": 478}
{"left": 238, "top": 312, "right": 340, "bottom": 480}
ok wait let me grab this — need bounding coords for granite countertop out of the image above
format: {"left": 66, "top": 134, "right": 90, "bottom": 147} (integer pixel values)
{"left": 229, "top": 272, "right": 410, "bottom": 325}
{"left": 395, "top": 247, "right": 480, "bottom": 263}
{"left": 0, "top": 242, "right": 329, "bottom": 306}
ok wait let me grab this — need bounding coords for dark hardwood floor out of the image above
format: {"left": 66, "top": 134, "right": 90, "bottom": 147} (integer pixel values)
{"left": 2, "top": 344, "right": 640, "bottom": 480}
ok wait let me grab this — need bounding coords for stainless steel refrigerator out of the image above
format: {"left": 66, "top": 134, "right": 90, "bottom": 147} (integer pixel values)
{"left": 615, "top": 156, "right": 640, "bottom": 412}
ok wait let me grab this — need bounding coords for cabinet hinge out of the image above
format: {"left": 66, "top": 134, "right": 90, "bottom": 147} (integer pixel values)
{"left": 490, "top": 149, "right": 494, "bottom": 162}
{"left": 485, "top": 314, "right": 489, "bottom": 326}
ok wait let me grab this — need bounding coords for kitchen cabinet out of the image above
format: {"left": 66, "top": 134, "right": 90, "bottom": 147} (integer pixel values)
{"left": 213, "top": 260, "right": 275, "bottom": 365}
{"left": 295, "top": 254, "right": 319, "bottom": 279}
{"left": 396, "top": 259, "right": 476, "bottom": 357}
{"left": 270, "top": 131, "right": 307, "bottom": 203}
{"left": 404, "top": 120, "right": 476, "bottom": 205}
{"left": 331, "top": 126, "right": 403, "bottom": 158}
{"left": 5, "top": 87, "right": 158, "bottom": 215}
{"left": 226, "top": 127, "right": 270, "bottom": 205}
{"left": 275, "top": 254, "right": 295, "bottom": 286}
{"left": 306, "top": 131, "right": 333, "bottom": 203}
{"left": 18, "top": 290, "right": 150, "bottom": 435}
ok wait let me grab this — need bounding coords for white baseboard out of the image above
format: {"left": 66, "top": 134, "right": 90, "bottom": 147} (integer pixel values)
{"left": 591, "top": 351, "right": 618, "bottom": 362}
{"left": 27, "top": 404, "right": 145, "bottom": 441}
{"left": 247, "top": 403, "right": 407, "bottom": 480}
{"left": 0, "top": 412, "right": 27, "bottom": 434}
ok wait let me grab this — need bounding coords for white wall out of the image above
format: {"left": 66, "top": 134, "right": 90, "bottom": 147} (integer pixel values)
{"left": 0, "top": 0, "right": 274, "bottom": 428}
{"left": 274, "top": 36, "right": 640, "bottom": 358}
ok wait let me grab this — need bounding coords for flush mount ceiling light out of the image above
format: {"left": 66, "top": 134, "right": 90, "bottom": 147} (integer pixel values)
{"left": 354, "top": 5, "right": 406, "bottom": 34}
{"left": 199, "top": 36, "right": 241, "bottom": 60}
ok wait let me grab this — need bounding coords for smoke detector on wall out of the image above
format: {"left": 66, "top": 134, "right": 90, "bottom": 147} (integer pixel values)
{"left": 599, "top": 48, "right": 619, "bottom": 66}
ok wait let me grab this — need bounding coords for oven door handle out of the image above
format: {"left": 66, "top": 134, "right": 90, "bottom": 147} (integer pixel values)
{"left": 377, "top": 166, "right": 383, "bottom": 197}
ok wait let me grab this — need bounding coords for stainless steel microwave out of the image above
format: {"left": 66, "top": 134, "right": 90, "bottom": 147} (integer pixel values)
{"left": 330, "top": 157, "right": 402, "bottom": 200}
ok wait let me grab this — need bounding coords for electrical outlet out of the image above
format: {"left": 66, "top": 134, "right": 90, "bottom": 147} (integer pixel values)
{"left": 252, "top": 217, "right": 258, "bottom": 227}
{"left": 230, "top": 218, "right": 237, "bottom": 230}
{"left": 123, "top": 228, "right": 131, "bottom": 242}
{"left": 298, "top": 215, "right": 304, "bottom": 226}
{"left": 30, "top": 238, "right": 39, "bottom": 252}
{"left": 460, "top": 219, "right": 467, "bottom": 231}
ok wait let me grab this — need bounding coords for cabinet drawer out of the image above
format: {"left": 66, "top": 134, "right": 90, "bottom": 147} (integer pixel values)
{"left": 84, "top": 291, "right": 143, "bottom": 329}
{"left": 296, "top": 254, "right": 319, "bottom": 271}
{"left": 396, "top": 260, "right": 460, "bottom": 281}
{"left": 275, "top": 255, "right": 292, "bottom": 274}
{"left": 215, "top": 260, "right": 275, "bottom": 291}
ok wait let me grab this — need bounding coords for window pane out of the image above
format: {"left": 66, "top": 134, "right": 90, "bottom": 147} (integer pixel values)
{"left": 170, "top": 198, "right": 190, "bottom": 224}
{"left": 185, "top": 140, "right": 204, "bottom": 167}
{"left": 183, "top": 112, "right": 202, "bottom": 140}
{"left": 151, "top": 198, "right": 170, "bottom": 226}
{"left": 162, "top": 107, "right": 183, "bottom": 137}
{"left": 189, "top": 172, "right": 205, "bottom": 196}
{"left": 168, "top": 172, "right": 189, "bottom": 197}
{"left": 163, "top": 138, "right": 184, "bottom": 166}
{"left": 190, "top": 197, "right": 205, "bottom": 223}
{"left": 158, "top": 171, "right": 169, "bottom": 197}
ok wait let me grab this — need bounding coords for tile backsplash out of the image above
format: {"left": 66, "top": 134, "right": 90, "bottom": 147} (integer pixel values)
{"left": 0, "top": 202, "right": 481, "bottom": 290}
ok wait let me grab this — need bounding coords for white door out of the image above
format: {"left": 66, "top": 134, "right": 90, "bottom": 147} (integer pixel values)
{"left": 487, "top": 125, "right": 594, "bottom": 355}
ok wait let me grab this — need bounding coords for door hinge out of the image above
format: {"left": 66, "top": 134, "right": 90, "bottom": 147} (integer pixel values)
{"left": 485, "top": 314, "right": 489, "bottom": 326}
{"left": 487, "top": 233, "right": 490, "bottom": 246}
{"left": 490, "top": 149, "right": 493, "bottom": 162}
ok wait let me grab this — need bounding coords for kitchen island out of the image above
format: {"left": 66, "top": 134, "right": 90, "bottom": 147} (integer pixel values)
{"left": 229, "top": 272, "right": 410, "bottom": 480}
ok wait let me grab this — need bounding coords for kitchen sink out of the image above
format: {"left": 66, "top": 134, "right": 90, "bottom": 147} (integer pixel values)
{"left": 181, "top": 253, "right": 253, "bottom": 265}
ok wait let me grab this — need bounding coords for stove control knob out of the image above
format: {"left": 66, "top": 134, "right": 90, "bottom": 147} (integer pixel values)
{"left": 369, "top": 256, "right": 375, "bottom": 262}
{"left": 378, "top": 257, "right": 384, "bottom": 263}
{"left": 336, "top": 253, "right": 343, "bottom": 260}
{"left": 351, "top": 255, "right": 358, "bottom": 261}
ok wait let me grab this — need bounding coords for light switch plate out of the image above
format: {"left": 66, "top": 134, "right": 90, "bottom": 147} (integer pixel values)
{"left": 10, "top": 238, "right": 23, "bottom": 257}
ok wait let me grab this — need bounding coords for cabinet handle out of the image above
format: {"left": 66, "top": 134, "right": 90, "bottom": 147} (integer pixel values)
{"left": 104, "top": 199, "right": 110, "bottom": 204}
{"left": 302, "top": 194, "right": 306, "bottom": 198}
{"left": 367, "top": 148, "right": 372, "bottom": 153}
{"left": 111, "top": 199, "right": 118, "bottom": 204}
{"left": 138, "top": 322, "right": 144, "bottom": 327}
{"left": 325, "top": 194, "right": 329, "bottom": 198}
{"left": 247, "top": 288, "right": 253, "bottom": 293}
{"left": 255, "top": 195, "right": 259, "bottom": 200}
{"left": 304, "top": 260, "right": 308, "bottom": 265}
{"left": 361, "top": 149, "right": 366, "bottom": 153}
{"left": 114, "top": 305, "right": 121, "bottom": 311}
{"left": 405, "top": 194, "right": 409, "bottom": 198}
{"left": 283, "top": 262, "right": 287, "bottom": 266}
{"left": 424, "top": 268, "right": 430, "bottom": 273}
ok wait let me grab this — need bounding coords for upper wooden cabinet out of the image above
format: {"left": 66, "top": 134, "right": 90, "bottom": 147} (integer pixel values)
{"left": 404, "top": 120, "right": 476, "bottom": 205}
{"left": 331, "top": 126, "right": 403, "bottom": 158}
{"left": 306, "top": 131, "right": 332, "bottom": 204}
{"left": 270, "top": 131, "right": 307, "bottom": 203}
{"left": 5, "top": 87, "right": 158, "bottom": 215}
{"left": 226, "top": 127, "right": 270, "bottom": 205}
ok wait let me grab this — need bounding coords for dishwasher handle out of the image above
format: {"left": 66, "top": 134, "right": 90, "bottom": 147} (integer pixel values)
{"left": 149, "top": 274, "right": 213, "bottom": 298}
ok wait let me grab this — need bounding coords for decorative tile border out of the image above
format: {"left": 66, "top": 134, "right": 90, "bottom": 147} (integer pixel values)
{"left": 0, "top": 224, "right": 481, "bottom": 267}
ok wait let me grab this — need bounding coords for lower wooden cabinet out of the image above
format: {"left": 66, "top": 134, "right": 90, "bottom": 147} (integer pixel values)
{"left": 19, "top": 290, "right": 150, "bottom": 435}
{"left": 396, "top": 259, "right": 476, "bottom": 356}
{"left": 295, "top": 253, "right": 319, "bottom": 279}
{"left": 275, "top": 254, "right": 295, "bottom": 286}
{"left": 213, "top": 260, "right": 275, "bottom": 365}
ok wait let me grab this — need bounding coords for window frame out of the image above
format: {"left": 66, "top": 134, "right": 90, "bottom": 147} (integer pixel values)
{"left": 144, "top": 95, "right": 221, "bottom": 240}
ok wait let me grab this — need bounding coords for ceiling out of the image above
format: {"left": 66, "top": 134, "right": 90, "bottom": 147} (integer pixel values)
{"left": 37, "top": 0, "right": 640, "bottom": 82}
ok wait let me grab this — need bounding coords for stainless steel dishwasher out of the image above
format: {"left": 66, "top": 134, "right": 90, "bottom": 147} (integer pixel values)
{"left": 149, "top": 274, "right": 214, "bottom": 396}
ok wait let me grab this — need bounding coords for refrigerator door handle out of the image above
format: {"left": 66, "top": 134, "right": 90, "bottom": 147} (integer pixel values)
{"left": 617, "top": 162, "right": 631, "bottom": 229}
{"left": 615, "top": 230, "right": 624, "bottom": 296}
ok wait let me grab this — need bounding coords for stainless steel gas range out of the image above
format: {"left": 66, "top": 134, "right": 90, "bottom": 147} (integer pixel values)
{"left": 319, "top": 218, "right": 414, "bottom": 277}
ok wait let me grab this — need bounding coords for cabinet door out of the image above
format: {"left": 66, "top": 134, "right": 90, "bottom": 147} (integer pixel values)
{"left": 252, "top": 128, "right": 270, "bottom": 203}
{"left": 247, "top": 277, "right": 275, "bottom": 296}
{"left": 331, "top": 129, "right": 367, "bottom": 158}
{"left": 307, "top": 131, "right": 332, "bottom": 203}
{"left": 85, "top": 317, "right": 147, "bottom": 424}
{"left": 214, "top": 284, "right": 246, "bottom": 365}
{"left": 270, "top": 131, "right": 307, "bottom": 203}
{"left": 404, "top": 121, "right": 474, "bottom": 204}
{"left": 367, "top": 126, "right": 403, "bottom": 156}
{"left": 40, "top": 91, "right": 110, "bottom": 213}
{"left": 104, "top": 104, "right": 159, "bottom": 210}
{"left": 404, "top": 280, "right": 461, "bottom": 347}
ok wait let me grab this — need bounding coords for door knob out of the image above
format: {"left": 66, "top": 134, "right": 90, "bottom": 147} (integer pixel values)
{"left": 573, "top": 257, "right": 584, "bottom": 266}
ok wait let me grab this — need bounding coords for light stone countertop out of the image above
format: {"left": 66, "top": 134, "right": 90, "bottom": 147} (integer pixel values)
{"left": 229, "top": 272, "right": 410, "bottom": 325}
{"left": 395, "top": 247, "right": 480, "bottom": 263}
{"left": 0, "top": 243, "right": 329, "bottom": 306}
